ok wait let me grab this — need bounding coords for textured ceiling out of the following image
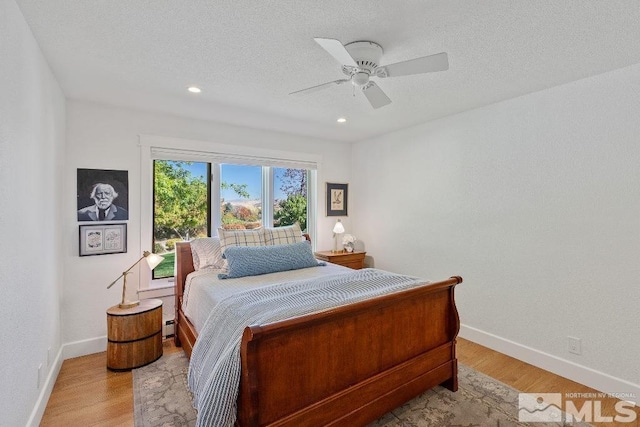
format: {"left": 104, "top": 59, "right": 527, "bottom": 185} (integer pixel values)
{"left": 15, "top": 0, "right": 640, "bottom": 142}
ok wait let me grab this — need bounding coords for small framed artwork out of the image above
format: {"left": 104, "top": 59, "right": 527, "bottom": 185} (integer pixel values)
{"left": 79, "top": 223, "right": 127, "bottom": 256}
{"left": 326, "top": 182, "right": 348, "bottom": 216}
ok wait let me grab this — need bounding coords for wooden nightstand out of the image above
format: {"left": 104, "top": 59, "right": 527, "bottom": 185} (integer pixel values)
{"left": 315, "top": 250, "right": 366, "bottom": 270}
{"left": 106, "top": 298, "right": 163, "bottom": 371}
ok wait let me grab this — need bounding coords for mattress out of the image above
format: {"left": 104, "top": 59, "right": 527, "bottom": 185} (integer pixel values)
{"left": 182, "top": 262, "right": 353, "bottom": 333}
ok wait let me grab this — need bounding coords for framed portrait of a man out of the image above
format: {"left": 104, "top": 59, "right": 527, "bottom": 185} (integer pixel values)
{"left": 326, "top": 182, "right": 348, "bottom": 216}
{"left": 77, "top": 169, "right": 129, "bottom": 221}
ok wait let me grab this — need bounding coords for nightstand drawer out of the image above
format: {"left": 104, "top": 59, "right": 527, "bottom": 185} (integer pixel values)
{"left": 339, "top": 259, "right": 365, "bottom": 269}
{"left": 107, "top": 333, "right": 162, "bottom": 371}
{"left": 315, "top": 251, "right": 366, "bottom": 270}
{"left": 107, "top": 304, "right": 162, "bottom": 342}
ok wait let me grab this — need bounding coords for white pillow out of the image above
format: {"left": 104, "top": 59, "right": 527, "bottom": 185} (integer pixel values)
{"left": 263, "top": 223, "right": 303, "bottom": 245}
{"left": 190, "top": 237, "right": 224, "bottom": 270}
{"left": 217, "top": 227, "right": 266, "bottom": 255}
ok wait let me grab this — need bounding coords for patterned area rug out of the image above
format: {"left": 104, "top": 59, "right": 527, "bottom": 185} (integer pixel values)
{"left": 133, "top": 352, "right": 587, "bottom": 427}
{"left": 133, "top": 352, "right": 197, "bottom": 426}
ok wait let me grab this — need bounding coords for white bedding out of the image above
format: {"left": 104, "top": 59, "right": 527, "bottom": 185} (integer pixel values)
{"left": 182, "top": 262, "right": 353, "bottom": 333}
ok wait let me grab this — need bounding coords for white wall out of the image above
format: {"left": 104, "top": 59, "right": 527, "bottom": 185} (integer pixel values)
{"left": 352, "top": 64, "right": 640, "bottom": 394}
{"left": 0, "top": 0, "right": 66, "bottom": 425}
{"left": 64, "top": 100, "right": 352, "bottom": 348}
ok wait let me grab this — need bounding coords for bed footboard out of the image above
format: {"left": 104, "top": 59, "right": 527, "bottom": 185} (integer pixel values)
{"left": 237, "top": 276, "right": 462, "bottom": 427}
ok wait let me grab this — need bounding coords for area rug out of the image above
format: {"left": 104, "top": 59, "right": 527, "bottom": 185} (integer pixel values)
{"left": 133, "top": 352, "right": 197, "bottom": 426}
{"left": 133, "top": 352, "right": 588, "bottom": 426}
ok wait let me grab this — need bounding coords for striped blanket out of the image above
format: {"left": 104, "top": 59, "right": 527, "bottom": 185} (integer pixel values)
{"left": 187, "top": 268, "right": 427, "bottom": 427}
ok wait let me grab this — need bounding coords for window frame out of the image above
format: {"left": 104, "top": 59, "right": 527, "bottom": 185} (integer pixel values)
{"left": 140, "top": 135, "right": 320, "bottom": 290}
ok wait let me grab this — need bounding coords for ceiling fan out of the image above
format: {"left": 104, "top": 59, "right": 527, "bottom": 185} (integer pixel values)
{"left": 290, "top": 38, "right": 449, "bottom": 109}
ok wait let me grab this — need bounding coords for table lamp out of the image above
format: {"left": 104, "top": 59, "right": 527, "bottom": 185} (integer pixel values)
{"left": 332, "top": 219, "right": 345, "bottom": 253}
{"left": 107, "top": 251, "right": 164, "bottom": 309}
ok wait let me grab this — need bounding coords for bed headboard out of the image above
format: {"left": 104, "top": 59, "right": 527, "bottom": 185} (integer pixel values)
{"left": 175, "top": 241, "right": 195, "bottom": 307}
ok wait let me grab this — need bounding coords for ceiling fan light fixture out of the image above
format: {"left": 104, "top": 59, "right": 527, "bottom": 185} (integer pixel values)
{"left": 352, "top": 72, "right": 369, "bottom": 87}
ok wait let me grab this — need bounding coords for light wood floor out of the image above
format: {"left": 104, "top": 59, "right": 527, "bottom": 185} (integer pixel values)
{"left": 41, "top": 338, "right": 638, "bottom": 426}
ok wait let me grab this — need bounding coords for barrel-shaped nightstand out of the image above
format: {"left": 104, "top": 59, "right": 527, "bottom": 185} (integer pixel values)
{"left": 106, "top": 298, "right": 163, "bottom": 371}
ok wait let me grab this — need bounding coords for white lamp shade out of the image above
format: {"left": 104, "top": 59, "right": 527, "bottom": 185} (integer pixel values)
{"left": 333, "top": 220, "right": 345, "bottom": 234}
{"left": 145, "top": 253, "right": 164, "bottom": 270}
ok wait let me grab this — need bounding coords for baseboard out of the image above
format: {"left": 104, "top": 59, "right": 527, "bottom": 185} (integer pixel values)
{"left": 459, "top": 324, "right": 639, "bottom": 403}
{"left": 25, "top": 346, "right": 64, "bottom": 427}
{"left": 62, "top": 335, "right": 107, "bottom": 360}
{"left": 26, "top": 326, "right": 638, "bottom": 426}
{"left": 27, "top": 336, "right": 107, "bottom": 425}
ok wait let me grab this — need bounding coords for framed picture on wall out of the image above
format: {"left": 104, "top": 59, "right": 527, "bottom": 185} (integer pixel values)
{"left": 79, "top": 223, "right": 127, "bottom": 256}
{"left": 326, "top": 182, "right": 348, "bottom": 216}
{"left": 77, "top": 168, "right": 129, "bottom": 221}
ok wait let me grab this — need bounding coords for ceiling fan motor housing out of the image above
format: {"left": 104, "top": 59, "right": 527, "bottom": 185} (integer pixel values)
{"left": 344, "top": 41, "right": 383, "bottom": 73}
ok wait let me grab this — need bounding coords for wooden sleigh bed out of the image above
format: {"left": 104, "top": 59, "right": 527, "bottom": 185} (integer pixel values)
{"left": 174, "top": 240, "right": 462, "bottom": 427}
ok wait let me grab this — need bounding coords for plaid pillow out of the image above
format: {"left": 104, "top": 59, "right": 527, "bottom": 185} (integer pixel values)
{"left": 263, "top": 223, "right": 303, "bottom": 246}
{"left": 218, "top": 227, "right": 266, "bottom": 255}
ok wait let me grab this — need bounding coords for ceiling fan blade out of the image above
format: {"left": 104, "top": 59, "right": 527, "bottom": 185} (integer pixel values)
{"left": 377, "top": 52, "right": 449, "bottom": 78}
{"left": 362, "top": 82, "right": 391, "bottom": 109}
{"left": 313, "top": 38, "right": 358, "bottom": 67}
{"left": 289, "top": 79, "right": 350, "bottom": 96}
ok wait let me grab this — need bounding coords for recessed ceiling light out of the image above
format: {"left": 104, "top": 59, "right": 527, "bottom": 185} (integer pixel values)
{"left": 188, "top": 86, "right": 201, "bottom": 93}
{"left": 337, "top": 117, "right": 347, "bottom": 123}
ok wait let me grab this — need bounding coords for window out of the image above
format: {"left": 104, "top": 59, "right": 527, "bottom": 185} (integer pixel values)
{"left": 273, "top": 167, "right": 308, "bottom": 231}
{"left": 152, "top": 162, "right": 312, "bottom": 279}
{"left": 220, "top": 164, "right": 262, "bottom": 229}
{"left": 140, "top": 137, "right": 320, "bottom": 287}
{"left": 152, "top": 161, "right": 210, "bottom": 279}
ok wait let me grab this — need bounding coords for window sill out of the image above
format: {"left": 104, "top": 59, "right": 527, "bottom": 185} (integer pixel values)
{"left": 138, "top": 277, "right": 175, "bottom": 298}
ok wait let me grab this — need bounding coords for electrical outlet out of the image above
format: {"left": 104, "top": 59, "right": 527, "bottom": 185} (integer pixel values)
{"left": 37, "top": 364, "right": 43, "bottom": 389}
{"left": 567, "top": 336, "right": 582, "bottom": 355}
